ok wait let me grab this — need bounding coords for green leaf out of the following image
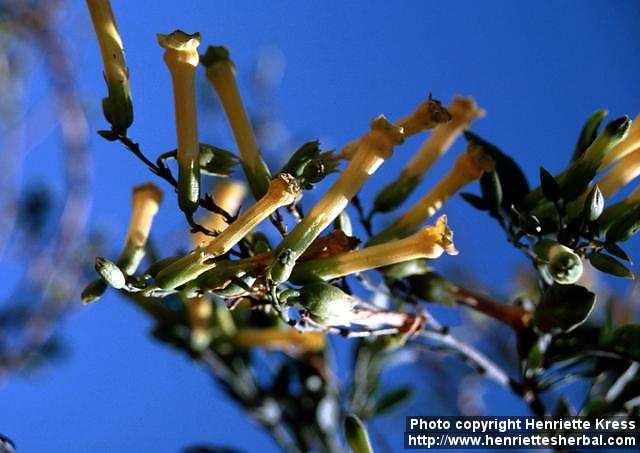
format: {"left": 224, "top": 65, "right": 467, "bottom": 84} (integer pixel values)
{"left": 540, "top": 167, "right": 561, "bottom": 203}
{"left": 583, "top": 185, "right": 604, "bottom": 221}
{"left": 480, "top": 170, "right": 503, "bottom": 213}
{"left": 603, "top": 242, "right": 632, "bottom": 264}
{"left": 344, "top": 414, "right": 373, "bottom": 453}
{"left": 465, "top": 131, "right": 530, "bottom": 207}
{"left": 510, "top": 205, "right": 542, "bottom": 235}
{"left": 374, "top": 387, "right": 413, "bottom": 415}
{"left": 534, "top": 284, "right": 596, "bottom": 334}
{"left": 199, "top": 144, "right": 239, "bottom": 177}
{"left": 589, "top": 252, "right": 634, "bottom": 279}
{"left": 460, "top": 192, "right": 489, "bottom": 211}
{"left": 606, "top": 325, "right": 640, "bottom": 361}
{"left": 572, "top": 109, "right": 607, "bottom": 162}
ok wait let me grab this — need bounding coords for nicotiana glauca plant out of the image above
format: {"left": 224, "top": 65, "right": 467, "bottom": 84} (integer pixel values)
{"left": 82, "top": 1, "right": 640, "bottom": 451}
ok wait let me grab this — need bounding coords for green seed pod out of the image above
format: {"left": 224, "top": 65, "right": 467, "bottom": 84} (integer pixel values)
{"left": 95, "top": 257, "right": 127, "bottom": 289}
{"left": 534, "top": 240, "right": 583, "bottom": 285}
{"left": 297, "top": 281, "right": 356, "bottom": 325}
{"left": 81, "top": 279, "right": 107, "bottom": 305}
{"left": 372, "top": 176, "right": 420, "bottom": 213}
{"left": 344, "top": 414, "right": 373, "bottom": 453}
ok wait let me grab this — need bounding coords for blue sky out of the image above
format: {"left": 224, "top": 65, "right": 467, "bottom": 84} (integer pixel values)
{"left": 1, "top": 0, "right": 639, "bottom": 451}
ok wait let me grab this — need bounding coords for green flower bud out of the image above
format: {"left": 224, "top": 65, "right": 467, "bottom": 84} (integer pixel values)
{"left": 81, "top": 280, "right": 107, "bottom": 305}
{"left": 95, "top": 257, "right": 127, "bottom": 289}
{"left": 334, "top": 211, "right": 353, "bottom": 237}
{"left": 534, "top": 240, "right": 583, "bottom": 285}
{"left": 297, "top": 281, "right": 356, "bottom": 325}
{"left": 344, "top": 414, "right": 373, "bottom": 453}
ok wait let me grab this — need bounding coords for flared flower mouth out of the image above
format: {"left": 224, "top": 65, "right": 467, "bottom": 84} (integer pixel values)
{"left": 431, "top": 215, "right": 458, "bottom": 256}
{"left": 157, "top": 30, "right": 201, "bottom": 51}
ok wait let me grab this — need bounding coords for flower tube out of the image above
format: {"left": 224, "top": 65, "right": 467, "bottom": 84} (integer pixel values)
{"left": 340, "top": 96, "right": 450, "bottom": 160}
{"left": 158, "top": 30, "right": 201, "bottom": 215}
{"left": 82, "top": 183, "right": 162, "bottom": 303}
{"left": 232, "top": 328, "right": 326, "bottom": 353}
{"left": 292, "top": 216, "right": 457, "bottom": 283}
{"left": 154, "top": 174, "right": 300, "bottom": 290}
{"left": 373, "top": 97, "right": 484, "bottom": 213}
{"left": 368, "top": 143, "right": 493, "bottom": 246}
{"left": 191, "top": 180, "right": 246, "bottom": 247}
{"left": 268, "top": 115, "right": 405, "bottom": 284}
{"left": 597, "top": 148, "right": 640, "bottom": 199}
{"left": 86, "top": 0, "right": 132, "bottom": 133}
{"left": 600, "top": 113, "right": 640, "bottom": 169}
{"left": 201, "top": 46, "right": 272, "bottom": 199}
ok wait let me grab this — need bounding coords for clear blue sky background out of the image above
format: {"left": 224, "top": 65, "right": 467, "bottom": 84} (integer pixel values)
{"left": 1, "top": 0, "right": 639, "bottom": 451}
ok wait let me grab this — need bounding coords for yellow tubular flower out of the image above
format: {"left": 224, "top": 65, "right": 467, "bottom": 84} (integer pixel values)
{"left": 154, "top": 174, "right": 300, "bottom": 290}
{"left": 120, "top": 183, "right": 163, "bottom": 273}
{"left": 191, "top": 180, "right": 246, "bottom": 247}
{"left": 268, "top": 116, "right": 405, "bottom": 283}
{"left": 157, "top": 30, "right": 201, "bottom": 215}
{"left": 402, "top": 96, "right": 485, "bottom": 180}
{"left": 201, "top": 47, "right": 272, "bottom": 199}
{"left": 339, "top": 97, "right": 450, "bottom": 160}
{"left": 368, "top": 143, "right": 493, "bottom": 245}
{"left": 232, "top": 328, "right": 326, "bottom": 353}
{"left": 185, "top": 295, "right": 214, "bottom": 350}
{"left": 600, "top": 113, "right": 640, "bottom": 169}
{"left": 598, "top": 148, "right": 640, "bottom": 199}
{"left": 292, "top": 216, "right": 457, "bottom": 283}
{"left": 86, "top": 0, "right": 132, "bottom": 132}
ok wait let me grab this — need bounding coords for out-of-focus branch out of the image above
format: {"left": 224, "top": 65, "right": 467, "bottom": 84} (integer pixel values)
{"left": 0, "top": 0, "right": 92, "bottom": 377}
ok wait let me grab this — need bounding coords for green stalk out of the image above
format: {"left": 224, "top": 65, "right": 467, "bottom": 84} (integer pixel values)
{"left": 268, "top": 116, "right": 404, "bottom": 284}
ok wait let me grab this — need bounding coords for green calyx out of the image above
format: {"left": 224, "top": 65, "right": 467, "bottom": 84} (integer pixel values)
{"left": 102, "top": 80, "right": 133, "bottom": 135}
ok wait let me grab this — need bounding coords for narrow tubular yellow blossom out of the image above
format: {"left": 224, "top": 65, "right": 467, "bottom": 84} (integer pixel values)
{"left": 82, "top": 183, "right": 162, "bottom": 304}
{"left": 86, "top": 0, "right": 132, "bottom": 132}
{"left": 154, "top": 174, "right": 300, "bottom": 290}
{"left": 158, "top": 30, "right": 201, "bottom": 214}
{"left": 339, "top": 97, "right": 450, "bottom": 160}
{"left": 232, "top": 328, "right": 326, "bottom": 353}
{"left": 600, "top": 114, "right": 640, "bottom": 169}
{"left": 292, "top": 216, "right": 457, "bottom": 283}
{"left": 185, "top": 295, "right": 214, "bottom": 350}
{"left": 191, "top": 180, "right": 246, "bottom": 247}
{"left": 121, "top": 183, "right": 163, "bottom": 273}
{"left": 202, "top": 47, "right": 271, "bottom": 199}
{"left": 597, "top": 148, "right": 640, "bottom": 199}
{"left": 368, "top": 143, "right": 493, "bottom": 245}
{"left": 268, "top": 116, "right": 405, "bottom": 283}
{"left": 402, "top": 96, "right": 485, "bottom": 179}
